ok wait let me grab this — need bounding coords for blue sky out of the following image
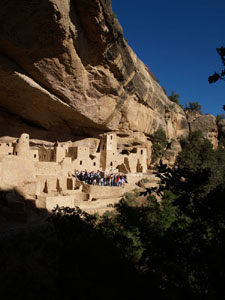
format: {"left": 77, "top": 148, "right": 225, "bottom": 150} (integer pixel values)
{"left": 111, "top": 0, "right": 225, "bottom": 116}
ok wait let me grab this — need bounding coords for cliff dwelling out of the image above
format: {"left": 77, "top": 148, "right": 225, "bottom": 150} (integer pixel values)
{"left": 0, "top": 133, "right": 149, "bottom": 214}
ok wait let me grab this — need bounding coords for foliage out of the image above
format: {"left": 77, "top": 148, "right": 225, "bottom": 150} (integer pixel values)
{"left": 208, "top": 46, "right": 225, "bottom": 83}
{"left": 146, "top": 162, "right": 225, "bottom": 299}
{"left": 177, "top": 131, "right": 225, "bottom": 193}
{"left": 216, "top": 113, "right": 225, "bottom": 122}
{"left": 168, "top": 90, "right": 180, "bottom": 104}
{"left": 111, "top": 11, "right": 117, "bottom": 19}
{"left": 151, "top": 128, "right": 168, "bottom": 163}
{"left": 177, "top": 131, "right": 213, "bottom": 171}
{"left": 184, "top": 101, "right": 202, "bottom": 113}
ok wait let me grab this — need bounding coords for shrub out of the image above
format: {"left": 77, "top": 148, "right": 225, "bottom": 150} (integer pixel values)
{"left": 151, "top": 128, "right": 168, "bottom": 163}
{"left": 184, "top": 101, "right": 202, "bottom": 113}
{"left": 168, "top": 90, "right": 180, "bottom": 104}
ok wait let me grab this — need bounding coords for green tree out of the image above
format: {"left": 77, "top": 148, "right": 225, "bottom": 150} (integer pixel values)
{"left": 177, "top": 131, "right": 213, "bottom": 171}
{"left": 148, "top": 161, "right": 225, "bottom": 299}
{"left": 168, "top": 90, "right": 180, "bottom": 104}
{"left": 216, "top": 113, "right": 225, "bottom": 122}
{"left": 184, "top": 101, "right": 202, "bottom": 113}
{"left": 151, "top": 128, "right": 167, "bottom": 163}
{"left": 177, "top": 131, "right": 225, "bottom": 194}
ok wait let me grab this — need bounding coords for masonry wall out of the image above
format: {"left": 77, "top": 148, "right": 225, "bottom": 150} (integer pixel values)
{"left": 55, "top": 144, "right": 67, "bottom": 162}
{"left": 99, "top": 133, "right": 118, "bottom": 171}
{"left": 38, "top": 147, "right": 55, "bottom": 162}
{"left": 137, "top": 147, "right": 147, "bottom": 173}
{"left": 0, "top": 143, "right": 14, "bottom": 156}
{"left": 35, "top": 162, "right": 61, "bottom": 176}
{"left": 66, "top": 146, "right": 78, "bottom": 160}
{"left": 46, "top": 195, "right": 75, "bottom": 211}
{"left": 29, "top": 149, "right": 39, "bottom": 161}
{"left": 14, "top": 133, "right": 29, "bottom": 157}
{"left": 82, "top": 184, "right": 124, "bottom": 200}
{"left": 99, "top": 135, "right": 107, "bottom": 170}
{"left": 36, "top": 175, "right": 64, "bottom": 196}
{"left": 71, "top": 147, "right": 100, "bottom": 172}
{"left": 0, "top": 156, "right": 36, "bottom": 190}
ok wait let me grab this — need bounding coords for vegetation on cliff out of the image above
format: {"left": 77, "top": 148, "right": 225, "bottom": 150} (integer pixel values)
{"left": 184, "top": 102, "right": 202, "bottom": 113}
{"left": 151, "top": 128, "right": 168, "bottom": 164}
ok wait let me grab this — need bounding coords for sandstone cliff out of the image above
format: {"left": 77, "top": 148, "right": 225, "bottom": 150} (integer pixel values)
{"left": 186, "top": 111, "right": 218, "bottom": 148}
{"left": 2, "top": 0, "right": 224, "bottom": 169}
{"left": 0, "top": 0, "right": 188, "bottom": 145}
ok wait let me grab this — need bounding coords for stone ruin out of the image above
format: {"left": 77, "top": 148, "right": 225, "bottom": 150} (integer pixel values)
{"left": 0, "top": 133, "right": 149, "bottom": 219}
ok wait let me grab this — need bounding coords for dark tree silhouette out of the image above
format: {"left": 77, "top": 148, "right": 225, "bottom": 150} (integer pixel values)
{"left": 208, "top": 46, "right": 225, "bottom": 83}
{"left": 168, "top": 90, "right": 180, "bottom": 104}
{"left": 184, "top": 101, "right": 202, "bottom": 113}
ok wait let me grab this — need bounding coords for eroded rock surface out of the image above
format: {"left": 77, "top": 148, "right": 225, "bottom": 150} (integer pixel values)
{"left": 0, "top": 0, "right": 188, "bottom": 146}
{"left": 187, "top": 112, "right": 218, "bottom": 148}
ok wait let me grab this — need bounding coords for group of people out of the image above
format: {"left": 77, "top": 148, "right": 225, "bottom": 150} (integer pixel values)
{"left": 75, "top": 170, "right": 128, "bottom": 187}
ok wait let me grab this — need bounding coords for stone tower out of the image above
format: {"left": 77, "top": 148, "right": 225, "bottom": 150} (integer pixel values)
{"left": 100, "top": 133, "right": 117, "bottom": 171}
{"left": 14, "top": 133, "right": 30, "bottom": 157}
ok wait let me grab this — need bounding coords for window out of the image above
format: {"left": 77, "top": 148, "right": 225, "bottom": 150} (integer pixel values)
{"left": 111, "top": 136, "right": 113, "bottom": 140}
{"left": 93, "top": 162, "right": 96, "bottom": 166}
{"left": 110, "top": 162, "right": 113, "bottom": 166}
{"left": 141, "top": 150, "right": 143, "bottom": 155}
{"left": 34, "top": 154, "right": 37, "bottom": 158}
{"left": 80, "top": 161, "right": 82, "bottom": 165}
{"left": 8, "top": 153, "right": 11, "bottom": 155}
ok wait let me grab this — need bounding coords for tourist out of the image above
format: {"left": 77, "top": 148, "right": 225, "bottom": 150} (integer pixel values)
{"left": 75, "top": 170, "right": 128, "bottom": 187}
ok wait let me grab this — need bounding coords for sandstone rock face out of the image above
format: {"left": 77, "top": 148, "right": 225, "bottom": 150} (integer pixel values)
{"left": 162, "top": 140, "right": 182, "bottom": 166}
{"left": 187, "top": 112, "right": 218, "bottom": 148}
{"left": 0, "top": 0, "right": 188, "bottom": 149}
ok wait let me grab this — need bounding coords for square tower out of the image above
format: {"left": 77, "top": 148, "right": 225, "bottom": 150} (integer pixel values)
{"left": 100, "top": 133, "right": 117, "bottom": 171}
